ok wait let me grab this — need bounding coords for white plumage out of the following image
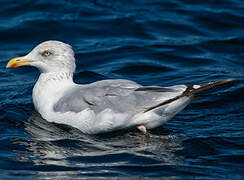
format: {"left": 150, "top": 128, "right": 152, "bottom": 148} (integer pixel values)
{"left": 7, "top": 41, "right": 232, "bottom": 134}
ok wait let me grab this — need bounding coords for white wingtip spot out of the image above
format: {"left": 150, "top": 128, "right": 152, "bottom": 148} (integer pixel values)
{"left": 193, "top": 85, "right": 201, "bottom": 89}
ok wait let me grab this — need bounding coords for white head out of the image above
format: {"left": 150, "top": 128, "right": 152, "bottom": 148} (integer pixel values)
{"left": 7, "top": 40, "right": 76, "bottom": 73}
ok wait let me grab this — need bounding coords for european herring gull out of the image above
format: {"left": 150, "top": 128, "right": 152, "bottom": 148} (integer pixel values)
{"left": 6, "top": 41, "right": 232, "bottom": 134}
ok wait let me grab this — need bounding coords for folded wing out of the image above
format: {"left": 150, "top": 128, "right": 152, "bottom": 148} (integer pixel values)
{"left": 53, "top": 79, "right": 187, "bottom": 114}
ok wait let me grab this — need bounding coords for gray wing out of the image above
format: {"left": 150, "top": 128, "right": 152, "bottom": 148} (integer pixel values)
{"left": 53, "top": 79, "right": 187, "bottom": 114}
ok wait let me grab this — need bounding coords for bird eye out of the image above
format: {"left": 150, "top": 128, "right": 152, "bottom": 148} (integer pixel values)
{"left": 42, "top": 51, "right": 52, "bottom": 57}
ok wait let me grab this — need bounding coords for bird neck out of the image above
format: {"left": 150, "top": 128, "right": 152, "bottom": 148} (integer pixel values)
{"left": 38, "top": 71, "right": 74, "bottom": 83}
{"left": 33, "top": 71, "right": 75, "bottom": 116}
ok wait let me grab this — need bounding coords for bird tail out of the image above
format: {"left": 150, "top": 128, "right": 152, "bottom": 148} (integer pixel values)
{"left": 143, "top": 79, "right": 233, "bottom": 113}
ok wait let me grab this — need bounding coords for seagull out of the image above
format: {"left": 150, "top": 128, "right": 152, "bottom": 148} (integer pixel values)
{"left": 6, "top": 41, "right": 232, "bottom": 134}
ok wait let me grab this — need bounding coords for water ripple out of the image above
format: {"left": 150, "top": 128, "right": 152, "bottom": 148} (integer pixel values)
{"left": 0, "top": 0, "right": 243, "bottom": 179}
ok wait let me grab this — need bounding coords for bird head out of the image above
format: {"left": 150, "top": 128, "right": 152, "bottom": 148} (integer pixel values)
{"left": 6, "top": 41, "right": 76, "bottom": 73}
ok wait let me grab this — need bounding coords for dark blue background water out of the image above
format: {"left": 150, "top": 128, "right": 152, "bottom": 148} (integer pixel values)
{"left": 0, "top": 0, "right": 243, "bottom": 179}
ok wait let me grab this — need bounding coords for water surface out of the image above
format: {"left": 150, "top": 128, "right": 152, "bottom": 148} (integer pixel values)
{"left": 0, "top": 0, "right": 243, "bottom": 179}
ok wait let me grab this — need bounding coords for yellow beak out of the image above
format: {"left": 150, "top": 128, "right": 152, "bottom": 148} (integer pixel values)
{"left": 6, "top": 56, "right": 32, "bottom": 68}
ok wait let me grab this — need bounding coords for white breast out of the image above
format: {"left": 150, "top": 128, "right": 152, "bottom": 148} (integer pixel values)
{"left": 32, "top": 72, "right": 75, "bottom": 118}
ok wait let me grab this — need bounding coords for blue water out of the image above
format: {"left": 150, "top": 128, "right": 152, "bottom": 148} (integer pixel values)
{"left": 0, "top": 0, "right": 244, "bottom": 179}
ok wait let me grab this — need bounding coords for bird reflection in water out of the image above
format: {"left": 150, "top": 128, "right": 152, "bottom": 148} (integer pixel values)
{"left": 10, "top": 112, "right": 186, "bottom": 172}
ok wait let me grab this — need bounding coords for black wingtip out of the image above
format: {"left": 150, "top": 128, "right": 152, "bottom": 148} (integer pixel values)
{"left": 220, "top": 78, "right": 234, "bottom": 83}
{"left": 201, "top": 78, "right": 234, "bottom": 87}
{"left": 190, "top": 78, "right": 234, "bottom": 95}
{"left": 142, "top": 78, "right": 234, "bottom": 113}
